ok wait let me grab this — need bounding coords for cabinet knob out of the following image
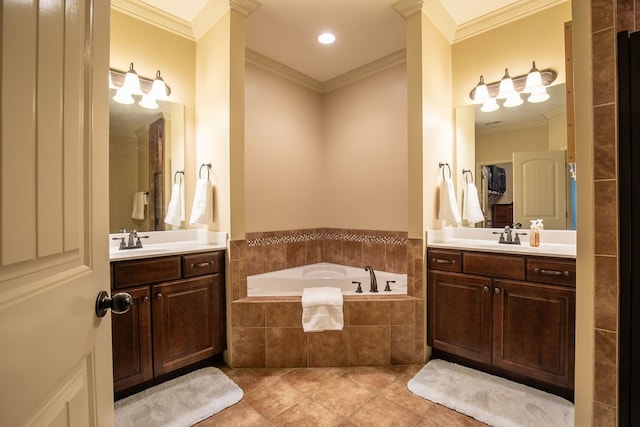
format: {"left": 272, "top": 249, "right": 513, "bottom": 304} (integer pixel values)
{"left": 483, "top": 286, "right": 490, "bottom": 292}
{"left": 142, "top": 296, "right": 149, "bottom": 302}
{"left": 156, "top": 293, "right": 163, "bottom": 299}
{"left": 494, "top": 287, "right": 501, "bottom": 294}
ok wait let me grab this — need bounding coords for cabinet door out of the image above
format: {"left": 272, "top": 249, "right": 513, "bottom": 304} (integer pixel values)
{"left": 152, "top": 275, "right": 222, "bottom": 376}
{"left": 428, "top": 271, "right": 493, "bottom": 364}
{"left": 112, "top": 286, "right": 153, "bottom": 393}
{"left": 493, "top": 280, "right": 575, "bottom": 389}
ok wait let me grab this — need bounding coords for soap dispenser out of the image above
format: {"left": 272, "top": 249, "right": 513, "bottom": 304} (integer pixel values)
{"left": 529, "top": 220, "right": 540, "bottom": 247}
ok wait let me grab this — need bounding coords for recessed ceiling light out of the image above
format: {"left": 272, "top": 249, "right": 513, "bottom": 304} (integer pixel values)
{"left": 317, "top": 32, "right": 336, "bottom": 45}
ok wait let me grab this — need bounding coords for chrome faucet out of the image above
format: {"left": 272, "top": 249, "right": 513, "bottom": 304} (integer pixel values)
{"left": 492, "top": 225, "right": 526, "bottom": 245}
{"left": 364, "top": 266, "right": 378, "bottom": 293}
{"left": 112, "top": 229, "right": 149, "bottom": 250}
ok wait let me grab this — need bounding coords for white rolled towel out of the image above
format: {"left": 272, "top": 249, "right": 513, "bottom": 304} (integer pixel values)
{"left": 189, "top": 178, "right": 213, "bottom": 226}
{"left": 164, "top": 183, "right": 184, "bottom": 228}
{"left": 462, "top": 181, "right": 485, "bottom": 225}
{"left": 437, "top": 178, "right": 461, "bottom": 226}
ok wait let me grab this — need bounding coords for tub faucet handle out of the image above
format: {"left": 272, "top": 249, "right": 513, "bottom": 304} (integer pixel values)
{"left": 384, "top": 280, "right": 395, "bottom": 292}
{"left": 352, "top": 281, "right": 363, "bottom": 293}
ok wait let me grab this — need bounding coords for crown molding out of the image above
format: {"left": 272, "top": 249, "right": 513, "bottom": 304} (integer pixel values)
{"left": 245, "top": 49, "right": 324, "bottom": 93}
{"left": 452, "top": 0, "right": 569, "bottom": 43}
{"left": 421, "top": 0, "right": 457, "bottom": 42}
{"left": 476, "top": 118, "right": 548, "bottom": 135}
{"left": 323, "top": 50, "right": 407, "bottom": 93}
{"left": 543, "top": 104, "right": 566, "bottom": 119}
{"left": 392, "top": 0, "right": 423, "bottom": 19}
{"left": 246, "top": 49, "right": 407, "bottom": 94}
{"left": 111, "top": 0, "right": 196, "bottom": 40}
{"left": 229, "top": 0, "right": 261, "bottom": 16}
{"left": 192, "top": 0, "right": 229, "bottom": 40}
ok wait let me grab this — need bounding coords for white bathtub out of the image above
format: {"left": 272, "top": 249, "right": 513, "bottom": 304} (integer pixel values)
{"left": 247, "top": 262, "right": 408, "bottom": 296}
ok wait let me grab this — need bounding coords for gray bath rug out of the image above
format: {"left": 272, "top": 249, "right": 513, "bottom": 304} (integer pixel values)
{"left": 114, "top": 367, "right": 243, "bottom": 427}
{"left": 407, "top": 359, "right": 574, "bottom": 427}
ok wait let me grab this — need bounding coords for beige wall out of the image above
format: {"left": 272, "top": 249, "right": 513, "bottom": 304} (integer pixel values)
{"left": 195, "top": 9, "right": 246, "bottom": 238}
{"left": 421, "top": 13, "right": 454, "bottom": 231}
{"left": 476, "top": 124, "right": 549, "bottom": 164}
{"left": 452, "top": 3, "right": 571, "bottom": 108}
{"left": 244, "top": 62, "right": 407, "bottom": 232}
{"left": 110, "top": 10, "right": 196, "bottom": 224}
{"left": 324, "top": 63, "right": 408, "bottom": 230}
{"left": 109, "top": 132, "right": 139, "bottom": 232}
{"left": 244, "top": 63, "right": 325, "bottom": 231}
{"left": 547, "top": 108, "right": 569, "bottom": 151}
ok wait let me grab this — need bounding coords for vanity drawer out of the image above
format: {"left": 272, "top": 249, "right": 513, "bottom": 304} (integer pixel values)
{"left": 112, "top": 256, "right": 181, "bottom": 290}
{"left": 182, "top": 252, "right": 221, "bottom": 278}
{"left": 427, "top": 249, "right": 462, "bottom": 272}
{"left": 463, "top": 252, "right": 525, "bottom": 281}
{"left": 526, "top": 257, "right": 576, "bottom": 288}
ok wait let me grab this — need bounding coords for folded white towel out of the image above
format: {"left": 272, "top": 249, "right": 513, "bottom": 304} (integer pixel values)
{"left": 462, "top": 181, "right": 485, "bottom": 225}
{"left": 301, "top": 287, "right": 344, "bottom": 332}
{"left": 131, "top": 192, "right": 148, "bottom": 220}
{"left": 164, "top": 183, "right": 184, "bottom": 228}
{"left": 189, "top": 178, "right": 213, "bottom": 226}
{"left": 437, "top": 178, "right": 461, "bottom": 226}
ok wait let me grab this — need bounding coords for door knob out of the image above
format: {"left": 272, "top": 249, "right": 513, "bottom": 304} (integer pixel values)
{"left": 95, "top": 291, "right": 132, "bottom": 318}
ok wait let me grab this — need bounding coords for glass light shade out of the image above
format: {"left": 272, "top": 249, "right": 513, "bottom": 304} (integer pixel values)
{"left": 472, "top": 76, "right": 490, "bottom": 104}
{"left": 108, "top": 72, "right": 117, "bottom": 89}
{"left": 113, "top": 87, "right": 134, "bottom": 104}
{"left": 122, "top": 63, "right": 143, "bottom": 95}
{"left": 527, "top": 86, "right": 550, "bottom": 103}
{"left": 481, "top": 97, "right": 499, "bottom": 112}
{"left": 504, "top": 93, "right": 523, "bottom": 107}
{"left": 497, "top": 68, "right": 517, "bottom": 99}
{"left": 150, "top": 70, "right": 169, "bottom": 100}
{"left": 523, "top": 61, "right": 543, "bottom": 93}
{"left": 139, "top": 94, "right": 159, "bottom": 109}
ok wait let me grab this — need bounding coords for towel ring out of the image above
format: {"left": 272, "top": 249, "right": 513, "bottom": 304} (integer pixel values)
{"left": 439, "top": 162, "right": 452, "bottom": 180}
{"left": 174, "top": 170, "right": 184, "bottom": 185}
{"left": 462, "top": 169, "right": 474, "bottom": 184}
{"left": 199, "top": 163, "right": 212, "bottom": 180}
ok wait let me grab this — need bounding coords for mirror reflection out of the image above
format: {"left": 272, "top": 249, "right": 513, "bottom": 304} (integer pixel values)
{"left": 473, "top": 83, "right": 575, "bottom": 230}
{"left": 109, "top": 89, "right": 185, "bottom": 233}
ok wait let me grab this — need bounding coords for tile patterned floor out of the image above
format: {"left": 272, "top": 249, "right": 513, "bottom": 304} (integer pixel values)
{"left": 196, "top": 365, "right": 487, "bottom": 426}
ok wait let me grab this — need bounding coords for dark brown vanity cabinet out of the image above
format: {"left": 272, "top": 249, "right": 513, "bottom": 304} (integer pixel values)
{"left": 427, "top": 248, "right": 575, "bottom": 397}
{"left": 110, "top": 251, "right": 225, "bottom": 395}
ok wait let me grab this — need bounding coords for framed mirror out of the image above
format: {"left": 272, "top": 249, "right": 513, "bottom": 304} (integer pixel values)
{"left": 109, "top": 90, "right": 185, "bottom": 233}
{"left": 473, "top": 83, "right": 574, "bottom": 230}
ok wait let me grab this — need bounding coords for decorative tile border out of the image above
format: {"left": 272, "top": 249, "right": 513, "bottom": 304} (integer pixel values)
{"left": 246, "top": 228, "right": 408, "bottom": 247}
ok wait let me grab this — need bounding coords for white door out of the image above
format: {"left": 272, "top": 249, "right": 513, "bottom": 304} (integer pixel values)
{"left": 0, "top": 0, "right": 113, "bottom": 425}
{"left": 513, "top": 150, "right": 567, "bottom": 229}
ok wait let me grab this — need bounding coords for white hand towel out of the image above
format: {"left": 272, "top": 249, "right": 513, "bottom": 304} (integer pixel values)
{"left": 437, "top": 178, "right": 461, "bottom": 226}
{"left": 131, "top": 192, "right": 148, "bottom": 220}
{"left": 301, "top": 287, "right": 344, "bottom": 332}
{"left": 189, "top": 178, "right": 213, "bottom": 226}
{"left": 462, "top": 181, "right": 485, "bottom": 225}
{"left": 164, "top": 183, "right": 184, "bottom": 228}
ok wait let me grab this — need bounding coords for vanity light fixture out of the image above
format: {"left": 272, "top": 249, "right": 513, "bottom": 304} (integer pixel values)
{"left": 109, "top": 63, "right": 171, "bottom": 109}
{"left": 469, "top": 62, "right": 556, "bottom": 112}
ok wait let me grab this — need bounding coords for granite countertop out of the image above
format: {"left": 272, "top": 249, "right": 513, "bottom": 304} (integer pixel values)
{"left": 109, "top": 229, "right": 227, "bottom": 261}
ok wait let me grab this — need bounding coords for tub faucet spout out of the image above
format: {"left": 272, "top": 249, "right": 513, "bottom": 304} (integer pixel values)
{"left": 364, "top": 266, "right": 378, "bottom": 293}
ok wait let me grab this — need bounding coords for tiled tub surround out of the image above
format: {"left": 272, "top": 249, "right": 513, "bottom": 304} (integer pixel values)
{"left": 228, "top": 229, "right": 425, "bottom": 368}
